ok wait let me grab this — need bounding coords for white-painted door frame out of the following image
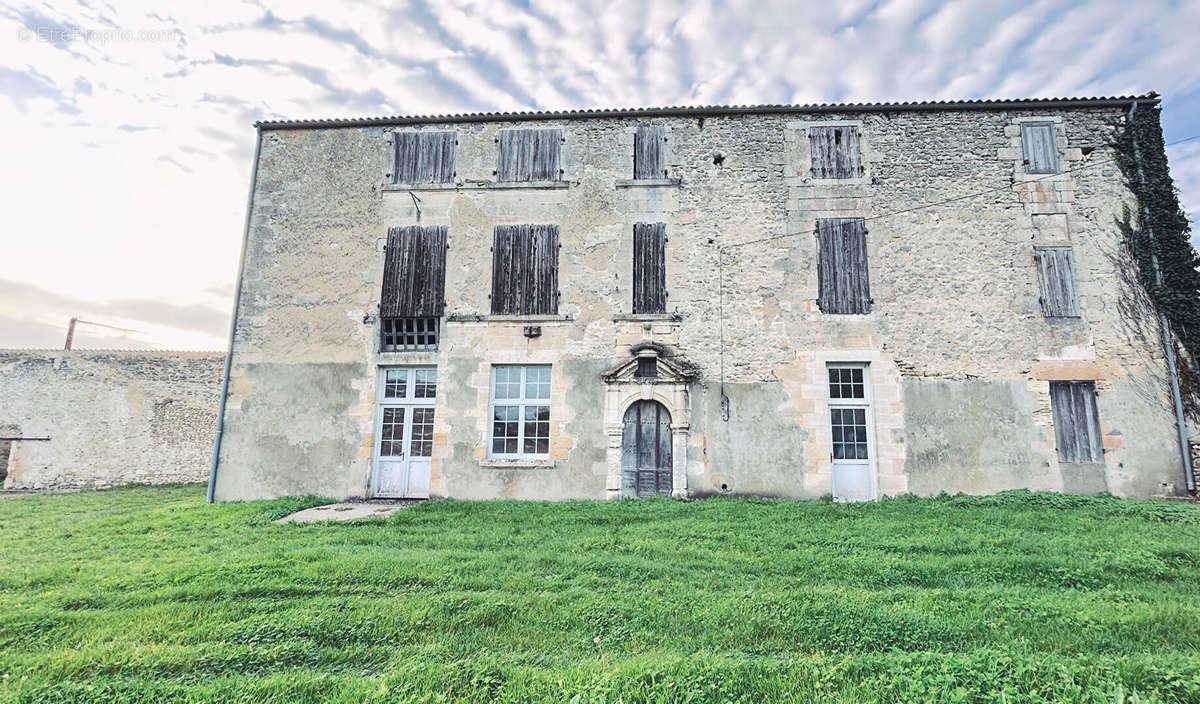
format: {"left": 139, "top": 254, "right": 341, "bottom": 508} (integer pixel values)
{"left": 371, "top": 366, "right": 436, "bottom": 499}
{"left": 827, "top": 362, "right": 878, "bottom": 502}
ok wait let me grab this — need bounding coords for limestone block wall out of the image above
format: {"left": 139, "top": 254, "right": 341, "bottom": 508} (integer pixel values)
{"left": 214, "top": 101, "right": 1189, "bottom": 502}
{"left": 0, "top": 350, "right": 224, "bottom": 489}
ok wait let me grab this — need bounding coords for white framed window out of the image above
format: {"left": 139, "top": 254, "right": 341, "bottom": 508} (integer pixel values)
{"left": 827, "top": 362, "right": 875, "bottom": 502}
{"left": 490, "top": 365, "right": 551, "bottom": 457}
{"left": 827, "top": 363, "right": 871, "bottom": 460}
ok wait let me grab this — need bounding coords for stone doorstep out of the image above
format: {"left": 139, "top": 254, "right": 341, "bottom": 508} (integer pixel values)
{"left": 275, "top": 500, "right": 422, "bottom": 523}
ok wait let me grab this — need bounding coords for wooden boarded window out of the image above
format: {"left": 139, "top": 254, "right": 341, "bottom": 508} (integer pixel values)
{"left": 634, "top": 125, "right": 666, "bottom": 179}
{"left": 390, "top": 131, "right": 455, "bottom": 185}
{"left": 809, "top": 126, "right": 863, "bottom": 179}
{"left": 1035, "top": 246, "right": 1080, "bottom": 317}
{"left": 633, "top": 222, "right": 667, "bottom": 314}
{"left": 1050, "top": 381, "right": 1104, "bottom": 463}
{"left": 1021, "top": 122, "right": 1059, "bottom": 174}
{"left": 491, "top": 224, "right": 559, "bottom": 314}
{"left": 381, "top": 226, "right": 446, "bottom": 317}
{"left": 816, "top": 218, "right": 871, "bottom": 314}
{"left": 380, "top": 226, "right": 446, "bottom": 351}
{"left": 496, "top": 128, "right": 561, "bottom": 182}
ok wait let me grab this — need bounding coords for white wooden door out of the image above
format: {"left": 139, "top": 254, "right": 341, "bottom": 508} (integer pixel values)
{"left": 828, "top": 364, "right": 877, "bottom": 502}
{"left": 372, "top": 367, "right": 436, "bottom": 499}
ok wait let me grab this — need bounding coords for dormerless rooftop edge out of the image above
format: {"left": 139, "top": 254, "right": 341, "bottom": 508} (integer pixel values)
{"left": 255, "top": 93, "right": 1158, "bottom": 130}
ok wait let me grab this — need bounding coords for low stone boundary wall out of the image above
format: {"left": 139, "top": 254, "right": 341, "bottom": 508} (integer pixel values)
{"left": 0, "top": 350, "right": 224, "bottom": 490}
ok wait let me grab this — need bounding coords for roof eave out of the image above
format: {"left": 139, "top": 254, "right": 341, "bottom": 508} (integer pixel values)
{"left": 254, "top": 93, "right": 1158, "bottom": 131}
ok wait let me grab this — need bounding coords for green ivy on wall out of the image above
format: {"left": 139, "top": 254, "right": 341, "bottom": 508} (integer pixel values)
{"left": 1112, "top": 99, "right": 1200, "bottom": 418}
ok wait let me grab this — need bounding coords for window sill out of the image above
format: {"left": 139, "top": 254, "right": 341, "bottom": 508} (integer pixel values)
{"left": 382, "top": 181, "right": 570, "bottom": 192}
{"left": 376, "top": 349, "right": 439, "bottom": 359}
{"left": 478, "top": 458, "right": 555, "bottom": 469}
{"left": 612, "top": 313, "right": 681, "bottom": 322}
{"left": 614, "top": 178, "right": 681, "bottom": 188}
{"left": 481, "top": 180, "right": 570, "bottom": 190}
{"left": 382, "top": 182, "right": 460, "bottom": 192}
{"left": 446, "top": 314, "right": 572, "bottom": 324}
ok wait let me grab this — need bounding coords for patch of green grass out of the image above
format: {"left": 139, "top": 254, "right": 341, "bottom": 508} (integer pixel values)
{"left": 1, "top": 486, "right": 1200, "bottom": 702}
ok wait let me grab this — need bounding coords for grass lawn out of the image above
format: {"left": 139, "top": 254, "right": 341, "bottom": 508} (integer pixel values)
{"left": 2, "top": 487, "right": 1200, "bottom": 703}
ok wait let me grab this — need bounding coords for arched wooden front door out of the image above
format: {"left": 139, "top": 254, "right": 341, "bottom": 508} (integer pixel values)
{"left": 621, "top": 400, "right": 672, "bottom": 497}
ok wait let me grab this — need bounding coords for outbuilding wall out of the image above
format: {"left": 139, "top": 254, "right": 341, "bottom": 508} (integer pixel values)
{"left": 0, "top": 350, "right": 223, "bottom": 490}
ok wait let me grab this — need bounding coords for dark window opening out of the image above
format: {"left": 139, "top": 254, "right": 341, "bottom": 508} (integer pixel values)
{"left": 381, "top": 317, "right": 439, "bottom": 351}
{"left": 635, "top": 357, "right": 658, "bottom": 378}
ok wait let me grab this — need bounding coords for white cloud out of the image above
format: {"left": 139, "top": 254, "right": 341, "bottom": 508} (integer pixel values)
{"left": 0, "top": 0, "right": 1197, "bottom": 349}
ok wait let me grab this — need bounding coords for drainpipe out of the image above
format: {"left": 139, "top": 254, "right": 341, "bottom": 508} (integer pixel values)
{"left": 1128, "top": 99, "right": 1195, "bottom": 493}
{"left": 207, "top": 125, "right": 263, "bottom": 503}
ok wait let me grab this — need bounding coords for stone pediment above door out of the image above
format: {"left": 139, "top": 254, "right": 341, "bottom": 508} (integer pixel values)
{"left": 600, "top": 342, "right": 694, "bottom": 499}
{"left": 600, "top": 342, "right": 699, "bottom": 385}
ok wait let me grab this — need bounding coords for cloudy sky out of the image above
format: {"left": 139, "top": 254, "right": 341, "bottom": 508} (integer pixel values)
{"left": 1, "top": 0, "right": 1198, "bottom": 350}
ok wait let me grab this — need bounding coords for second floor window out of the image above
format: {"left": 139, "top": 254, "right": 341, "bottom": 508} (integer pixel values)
{"left": 491, "top": 224, "right": 559, "bottom": 315}
{"left": 497, "top": 128, "right": 561, "bottom": 182}
{"left": 390, "top": 131, "right": 455, "bottom": 185}
{"left": 380, "top": 225, "right": 447, "bottom": 351}
{"left": 816, "top": 218, "right": 871, "bottom": 314}
{"left": 1035, "top": 246, "right": 1081, "bottom": 318}
{"left": 809, "top": 125, "right": 863, "bottom": 179}
{"left": 632, "top": 222, "right": 667, "bottom": 314}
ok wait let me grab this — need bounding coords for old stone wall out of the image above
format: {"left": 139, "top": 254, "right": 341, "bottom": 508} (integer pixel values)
{"left": 214, "top": 103, "right": 1189, "bottom": 502}
{"left": 0, "top": 350, "right": 224, "bottom": 489}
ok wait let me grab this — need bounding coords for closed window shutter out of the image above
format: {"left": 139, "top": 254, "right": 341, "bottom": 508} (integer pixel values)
{"left": 381, "top": 226, "right": 447, "bottom": 317}
{"left": 633, "top": 222, "right": 667, "bottom": 313}
{"left": 1035, "top": 246, "right": 1080, "bottom": 317}
{"left": 1021, "top": 122, "right": 1059, "bottom": 174}
{"left": 634, "top": 126, "right": 666, "bottom": 179}
{"left": 392, "top": 132, "right": 455, "bottom": 184}
{"left": 809, "top": 126, "right": 863, "bottom": 179}
{"left": 816, "top": 218, "right": 871, "bottom": 314}
{"left": 497, "top": 129, "right": 561, "bottom": 182}
{"left": 1050, "top": 381, "right": 1104, "bottom": 463}
{"left": 492, "top": 224, "right": 559, "bottom": 314}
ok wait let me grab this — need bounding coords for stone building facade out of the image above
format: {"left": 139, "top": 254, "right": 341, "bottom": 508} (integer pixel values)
{"left": 0, "top": 350, "right": 223, "bottom": 489}
{"left": 211, "top": 95, "right": 1191, "bottom": 502}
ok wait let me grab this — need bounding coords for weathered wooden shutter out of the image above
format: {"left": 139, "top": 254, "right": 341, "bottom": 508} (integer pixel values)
{"left": 496, "top": 128, "right": 561, "bottom": 182}
{"left": 1021, "top": 122, "right": 1059, "bottom": 174}
{"left": 491, "top": 224, "right": 559, "bottom": 314}
{"left": 1050, "top": 381, "right": 1103, "bottom": 463}
{"left": 632, "top": 222, "right": 667, "bottom": 314}
{"left": 1035, "top": 246, "right": 1080, "bottom": 317}
{"left": 816, "top": 218, "right": 871, "bottom": 314}
{"left": 809, "top": 126, "right": 863, "bottom": 179}
{"left": 392, "top": 131, "right": 455, "bottom": 185}
{"left": 634, "top": 125, "right": 666, "bottom": 179}
{"left": 381, "top": 226, "right": 447, "bottom": 316}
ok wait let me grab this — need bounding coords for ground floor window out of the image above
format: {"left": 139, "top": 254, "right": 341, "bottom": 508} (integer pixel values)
{"left": 490, "top": 365, "right": 551, "bottom": 457}
{"left": 1049, "top": 380, "right": 1103, "bottom": 463}
{"left": 827, "top": 362, "right": 875, "bottom": 502}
